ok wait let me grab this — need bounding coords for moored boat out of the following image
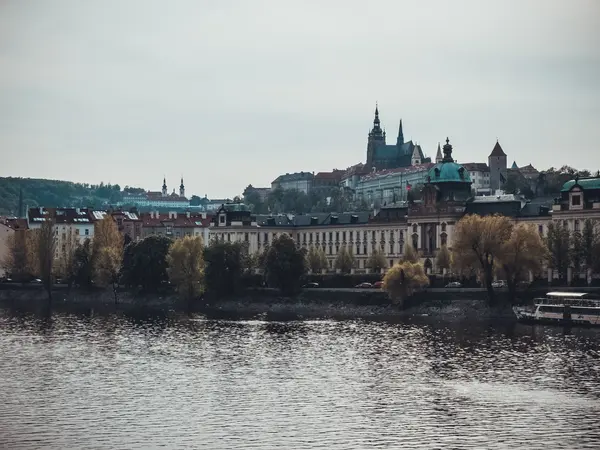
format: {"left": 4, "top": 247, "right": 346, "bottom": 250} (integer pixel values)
{"left": 513, "top": 291, "right": 600, "bottom": 327}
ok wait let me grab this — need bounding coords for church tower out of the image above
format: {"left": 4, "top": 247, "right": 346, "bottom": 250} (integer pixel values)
{"left": 366, "top": 105, "right": 386, "bottom": 168}
{"left": 162, "top": 177, "right": 168, "bottom": 197}
{"left": 435, "top": 143, "right": 443, "bottom": 163}
{"left": 179, "top": 177, "right": 185, "bottom": 198}
{"left": 488, "top": 140, "right": 507, "bottom": 194}
{"left": 396, "top": 119, "right": 404, "bottom": 146}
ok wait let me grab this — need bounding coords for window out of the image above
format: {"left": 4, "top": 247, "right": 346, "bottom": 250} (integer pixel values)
{"left": 572, "top": 195, "right": 581, "bottom": 206}
{"left": 166, "top": 226, "right": 172, "bottom": 235}
{"left": 356, "top": 246, "right": 360, "bottom": 255}
{"left": 412, "top": 224, "right": 418, "bottom": 233}
{"left": 441, "top": 234, "right": 447, "bottom": 246}
{"left": 335, "top": 232, "right": 339, "bottom": 241}
{"left": 441, "top": 223, "right": 447, "bottom": 232}
{"left": 574, "top": 220, "right": 580, "bottom": 232}
{"left": 85, "top": 229, "right": 89, "bottom": 236}
{"left": 342, "top": 231, "right": 346, "bottom": 241}
{"left": 264, "top": 232, "right": 268, "bottom": 243}
{"left": 244, "top": 233, "right": 249, "bottom": 242}
{"left": 390, "top": 243, "right": 394, "bottom": 254}
{"left": 219, "top": 215, "right": 225, "bottom": 224}
{"left": 381, "top": 231, "right": 385, "bottom": 241}
{"left": 329, "top": 232, "right": 333, "bottom": 241}
{"left": 363, "top": 245, "right": 367, "bottom": 255}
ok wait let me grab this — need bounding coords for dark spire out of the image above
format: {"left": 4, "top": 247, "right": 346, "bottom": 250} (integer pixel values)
{"left": 162, "top": 176, "right": 167, "bottom": 189}
{"left": 18, "top": 187, "right": 23, "bottom": 218}
{"left": 369, "top": 103, "right": 384, "bottom": 141}
{"left": 396, "top": 119, "right": 404, "bottom": 145}
{"left": 435, "top": 142, "right": 443, "bottom": 163}
{"left": 442, "top": 137, "right": 454, "bottom": 162}
{"left": 180, "top": 176, "right": 184, "bottom": 189}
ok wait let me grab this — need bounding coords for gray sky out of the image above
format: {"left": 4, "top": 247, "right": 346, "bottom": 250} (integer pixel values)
{"left": 1, "top": 0, "right": 599, "bottom": 198}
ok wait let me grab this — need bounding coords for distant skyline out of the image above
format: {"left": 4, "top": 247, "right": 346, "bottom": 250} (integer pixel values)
{"left": 1, "top": 0, "right": 599, "bottom": 198}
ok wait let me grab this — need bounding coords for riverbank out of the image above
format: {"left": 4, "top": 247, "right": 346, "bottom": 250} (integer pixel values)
{"left": 0, "top": 284, "right": 524, "bottom": 320}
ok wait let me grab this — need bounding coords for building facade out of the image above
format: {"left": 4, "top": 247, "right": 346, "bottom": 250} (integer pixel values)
{"left": 140, "top": 211, "right": 211, "bottom": 243}
{"left": 354, "top": 163, "right": 433, "bottom": 206}
{"left": 121, "top": 177, "right": 189, "bottom": 209}
{"left": 489, "top": 141, "right": 508, "bottom": 194}
{"left": 462, "top": 163, "right": 491, "bottom": 195}
{"left": 271, "top": 172, "right": 314, "bottom": 194}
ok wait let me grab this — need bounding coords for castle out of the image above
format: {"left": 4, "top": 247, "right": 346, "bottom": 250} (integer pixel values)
{"left": 365, "top": 105, "right": 429, "bottom": 170}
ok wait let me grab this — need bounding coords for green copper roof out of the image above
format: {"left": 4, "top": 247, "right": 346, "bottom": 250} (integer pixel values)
{"left": 561, "top": 178, "right": 600, "bottom": 192}
{"left": 428, "top": 162, "right": 472, "bottom": 184}
{"left": 427, "top": 138, "right": 471, "bottom": 184}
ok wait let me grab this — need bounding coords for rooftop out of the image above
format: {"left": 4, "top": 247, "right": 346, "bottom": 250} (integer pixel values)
{"left": 561, "top": 177, "right": 600, "bottom": 192}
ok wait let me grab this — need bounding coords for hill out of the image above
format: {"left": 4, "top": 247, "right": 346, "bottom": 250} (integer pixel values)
{"left": 0, "top": 177, "right": 125, "bottom": 216}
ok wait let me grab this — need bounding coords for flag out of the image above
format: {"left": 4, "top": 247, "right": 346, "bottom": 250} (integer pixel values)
{"left": 406, "top": 183, "right": 412, "bottom": 191}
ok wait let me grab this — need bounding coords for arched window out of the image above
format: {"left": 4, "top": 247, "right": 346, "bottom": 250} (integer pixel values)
{"left": 441, "top": 222, "right": 447, "bottom": 232}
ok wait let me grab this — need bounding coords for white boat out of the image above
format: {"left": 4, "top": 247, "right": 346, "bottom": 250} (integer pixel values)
{"left": 513, "top": 291, "right": 600, "bottom": 327}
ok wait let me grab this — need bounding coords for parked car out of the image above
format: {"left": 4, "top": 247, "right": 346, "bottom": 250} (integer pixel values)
{"left": 373, "top": 281, "right": 384, "bottom": 289}
{"left": 445, "top": 281, "right": 462, "bottom": 288}
{"left": 302, "top": 282, "right": 319, "bottom": 288}
{"left": 355, "top": 282, "right": 373, "bottom": 289}
{"left": 491, "top": 280, "right": 507, "bottom": 288}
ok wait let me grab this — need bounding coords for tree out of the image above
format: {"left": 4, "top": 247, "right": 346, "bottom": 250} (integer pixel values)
{"left": 497, "top": 224, "right": 548, "bottom": 301}
{"left": 366, "top": 249, "right": 387, "bottom": 273}
{"left": 2, "top": 231, "right": 33, "bottom": 281}
{"left": 452, "top": 214, "right": 513, "bottom": 302}
{"left": 546, "top": 221, "right": 570, "bottom": 281}
{"left": 334, "top": 245, "right": 355, "bottom": 274}
{"left": 435, "top": 245, "right": 451, "bottom": 274}
{"left": 402, "top": 243, "right": 419, "bottom": 263}
{"left": 121, "top": 235, "right": 172, "bottom": 291}
{"left": 306, "top": 246, "right": 328, "bottom": 273}
{"left": 92, "top": 216, "right": 123, "bottom": 302}
{"left": 167, "top": 236, "right": 205, "bottom": 301}
{"left": 570, "top": 229, "right": 584, "bottom": 280}
{"left": 73, "top": 238, "right": 93, "bottom": 288}
{"left": 54, "top": 231, "right": 79, "bottom": 290}
{"left": 582, "top": 219, "right": 600, "bottom": 278}
{"left": 264, "top": 234, "right": 306, "bottom": 295}
{"left": 203, "top": 241, "right": 245, "bottom": 297}
{"left": 33, "top": 220, "right": 57, "bottom": 301}
{"left": 382, "top": 261, "right": 429, "bottom": 305}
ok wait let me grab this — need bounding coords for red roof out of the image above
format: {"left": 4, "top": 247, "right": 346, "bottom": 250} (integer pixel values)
{"left": 27, "top": 207, "right": 97, "bottom": 225}
{"left": 314, "top": 170, "right": 345, "bottom": 181}
{"left": 1, "top": 218, "right": 28, "bottom": 231}
{"left": 140, "top": 212, "right": 212, "bottom": 228}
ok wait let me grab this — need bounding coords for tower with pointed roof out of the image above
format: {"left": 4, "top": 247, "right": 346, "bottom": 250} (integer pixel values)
{"left": 488, "top": 140, "right": 507, "bottom": 194}
{"left": 162, "top": 177, "right": 168, "bottom": 197}
{"left": 179, "top": 176, "right": 185, "bottom": 198}
{"left": 365, "top": 104, "right": 426, "bottom": 170}
{"left": 435, "top": 143, "right": 443, "bottom": 163}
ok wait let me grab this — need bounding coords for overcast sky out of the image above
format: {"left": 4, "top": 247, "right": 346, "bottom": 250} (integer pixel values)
{"left": 1, "top": 0, "right": 599, "bottom": 198}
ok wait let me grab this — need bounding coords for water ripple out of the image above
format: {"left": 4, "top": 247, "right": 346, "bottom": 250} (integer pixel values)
{"left": 1, "top": 309, "right": 600, "bottom": 449}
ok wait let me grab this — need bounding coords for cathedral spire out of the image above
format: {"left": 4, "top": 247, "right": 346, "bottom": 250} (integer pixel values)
{"left": 162, "top": 176, "right": 167, "bottom": 197}
{"left": 368, "top": 103, "right": 384, "bottom": 141}
{"left": 179, "top": 176, "right": 185, "bottom": 197}
{"left": 396, "top": 119, "right": 404, "bottom": 146}
{"left": 435, "top": 142, "right": 443, "bottom": 163}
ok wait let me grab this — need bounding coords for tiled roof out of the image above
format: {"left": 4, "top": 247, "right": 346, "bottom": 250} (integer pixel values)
{"left": 489, "top": 141, "right": 506, "bottom": 157}
{"left": 314, "top": 170, "right": 344, "bottom": 181}
{"left": 272, "top": 171, "right": 314, "bottom": 184}
{"left": 27, "top": 207, "right": 97, "bottom": 225}
{"left": 2, "top": 218, "right": 28, "bottom": 230}
{"left": 462, "top": 163, "right": 490, "bottom": 172}
{"left": 140, "top": 212, "right": 211, "bottom": 228}
{"left": 255, "top": 212, "right": 371, "bottom": 227}
{"left": 359, "top": 163, "right": 434, "bottom": 182}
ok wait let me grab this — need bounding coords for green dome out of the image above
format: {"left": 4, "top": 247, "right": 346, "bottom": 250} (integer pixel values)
{"left": 428, "top": 138, "right": 472, "bottom": 184}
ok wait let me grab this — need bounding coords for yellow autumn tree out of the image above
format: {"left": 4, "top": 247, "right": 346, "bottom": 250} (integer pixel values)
{"left": 452, "top": 214, "right": 513, "bottom": 302}
{"left": 32, "top": 220, "right": 57, "bottom": 301}
{"left": 167, "top": 235, "right": 205, "bottom": 300}
{"left": 435, "top": 245, "right": 452, "bottom": 274}
{"left": 383, "top": 261, "right": 429, "bottom": 305}
{"left": 54, "top": 230, "right": 79, "bottom": 288}
{"left": 497, "top": 223, "right": 548, "bottom": 301}
{"left": 402, "top": 242, "right": 419, "bottom": 263}
{"left": 92, "top": 215, "right": 123, "bottom": 302}
{"left": 2, "top": 230, "right": 35, "bottom": 281}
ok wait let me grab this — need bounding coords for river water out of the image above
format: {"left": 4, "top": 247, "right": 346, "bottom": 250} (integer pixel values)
{"left": 1, "top": 306, "right": 600, "bottom": 449}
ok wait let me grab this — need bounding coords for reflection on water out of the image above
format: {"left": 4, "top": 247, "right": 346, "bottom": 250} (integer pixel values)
{"left": 1, "top": 305, "right": 600, "bottom": 449}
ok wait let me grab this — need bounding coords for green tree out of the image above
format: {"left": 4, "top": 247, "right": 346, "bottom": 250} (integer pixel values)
{"left": 452, "top": 214, "right": 514, "bottom": 302}
{"left": 306, "top": 246, "right": 328, "bottom": 273}
{"left": 402, "top": 243, "right": 419, "bottom": 263}
{"left": 92, "top": 216, "right": 123, "bottom": 302}
{"left": 203, "top": 241, "right": 245, "bottom": 297}
{"left": 366, "top": 249, "right": 387, "bottom": 273}
{"left": 546, "top": 221, "right": 570, "bottom": 281}
{"left": 582, "top": 219, "right": 600, "bottom": 277}
{"left": 570, "top": 229, "right": 584, "bottom": 279}
{"left": 121, "top": 235, "right": 172, "bottom": 291}
{"left": 264, "top": 234, "right": 306, "bottom": 295}
{"left": 382, "top": 261, "right": 429, "bottom": 305}
{"left": 167, "top": 236, "right": 205, "bottom": 301}
{"left": 334, "top": 245, "right": 355, "bottom": 274}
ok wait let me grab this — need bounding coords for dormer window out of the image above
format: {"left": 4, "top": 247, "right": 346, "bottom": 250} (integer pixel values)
{"left": 572, "top": 195, "right": 581, "bottom": 206}
{"left": 219, "top": 214, "right": 225, "bottom": 224}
